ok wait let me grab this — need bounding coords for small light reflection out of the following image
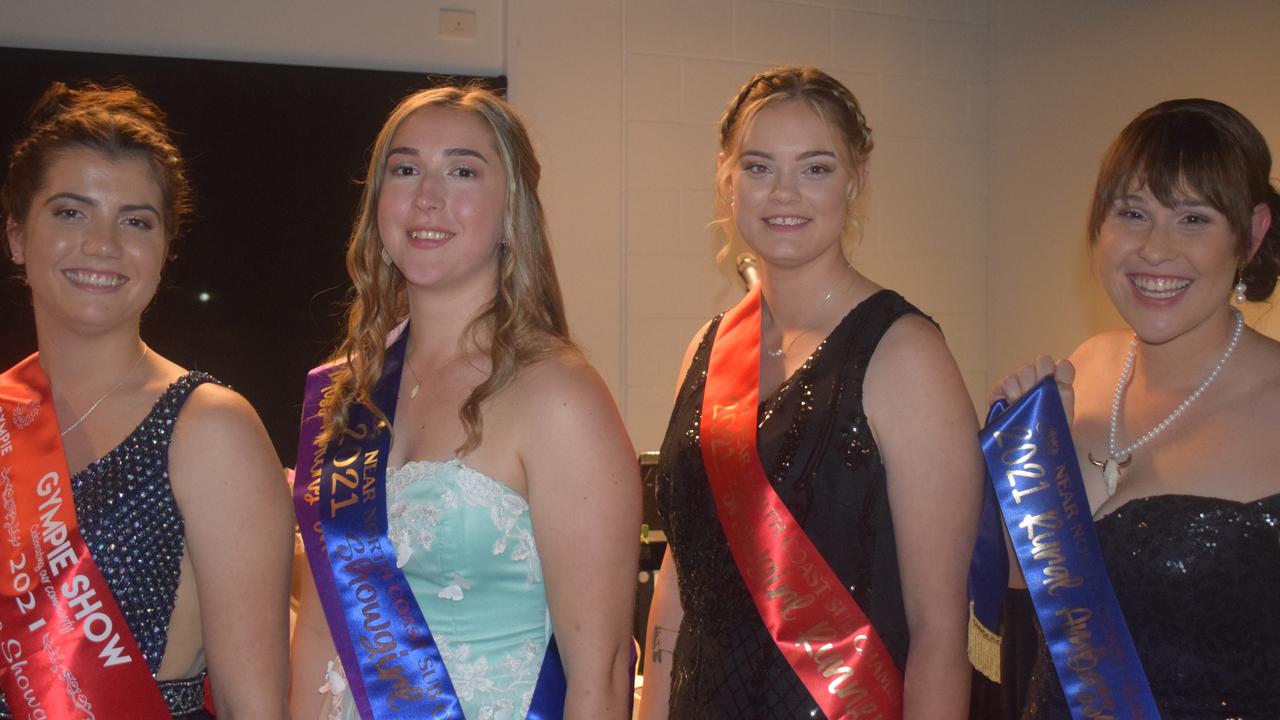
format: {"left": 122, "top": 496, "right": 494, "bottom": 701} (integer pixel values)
{"left": 197, "top": 291, "right": 212, "bottom": 303}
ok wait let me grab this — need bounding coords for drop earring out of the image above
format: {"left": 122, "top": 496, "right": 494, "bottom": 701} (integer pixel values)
{"left": 381, "top": 246, "right": 393, "bottom": 267}
{"left": 1234, "top": 278, "right": 1248, "bottom": 304}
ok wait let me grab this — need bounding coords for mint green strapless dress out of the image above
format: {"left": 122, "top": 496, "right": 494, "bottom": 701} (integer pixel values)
{"left": 320, "top": 459, "right": 552, "bottom": 720}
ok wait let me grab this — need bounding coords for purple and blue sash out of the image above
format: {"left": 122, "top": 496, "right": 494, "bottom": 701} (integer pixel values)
{"left": 294, "top": 332, "right": 566, "bottom": 719}
{"left": 969, "top": 376, "right": 1158, "bottom": 720}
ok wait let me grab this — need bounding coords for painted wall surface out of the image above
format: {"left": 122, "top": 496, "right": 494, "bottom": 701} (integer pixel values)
{"left": 0, "top": 0, "right": 504, "bottom": 74}
{"left": 987, "top": 0, "right": 1280, "bottom": 388}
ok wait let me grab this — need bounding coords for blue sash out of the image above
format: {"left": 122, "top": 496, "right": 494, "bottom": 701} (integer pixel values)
{"left": 294, "top": 331, "right": 567, "bottom": 719}
{"left": 976, "top": 377, "right": 1158, "bottom": 720}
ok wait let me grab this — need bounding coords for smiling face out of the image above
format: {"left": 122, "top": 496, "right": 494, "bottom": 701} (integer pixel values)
{"left": 375, "top": 106, "right": 508, "bottom": 297}
{"left": 727, "top": 100, "right": 856, "bottom": 270}
{"left": 1096, "top": 184, "right": 1249, "bottom": 344}
{"left": 6, "top": 147, "right": 166, "bottom": 337}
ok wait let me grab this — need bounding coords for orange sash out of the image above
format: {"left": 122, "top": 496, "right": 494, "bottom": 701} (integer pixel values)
{"left": 0, "top": 354, "right": 169, "bottom": 718}
{"left": 699, "top": 287, "right": 903, "bottom": 719}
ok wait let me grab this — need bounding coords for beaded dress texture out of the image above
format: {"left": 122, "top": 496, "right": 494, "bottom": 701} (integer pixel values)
{"left": 656, "top": 290, "right": 927, "bottom": 719}
{"left": 1020, "top": 494, "right": 1280, "bottom": 719}
{"left": 0, "top": 372, "right": 215, "bottom": 719}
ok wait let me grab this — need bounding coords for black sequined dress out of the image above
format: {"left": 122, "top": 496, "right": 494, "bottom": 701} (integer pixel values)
{"left": 0, "top": 372, "right": 216, "bottom": 719}
{"left": 1020, "top": 494, "right": 1280, "bottom": 719}
{"left": 656, "top": 290, "right": 927, "bottom": 719}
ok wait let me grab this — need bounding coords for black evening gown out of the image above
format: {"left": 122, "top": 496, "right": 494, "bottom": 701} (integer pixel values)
{"left": 1019, "top": 494, "right": 1280, "bottom": 719}
{"left": 656, "top": 290, "right": 929, "bottom": 719}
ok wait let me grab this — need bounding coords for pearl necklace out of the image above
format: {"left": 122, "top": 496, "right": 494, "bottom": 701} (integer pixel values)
{"left": 59, "top": 344, "right": 150, "bottom": 437}
{"left": 1090, "top": 307, "right": 1243, "bottom": 496}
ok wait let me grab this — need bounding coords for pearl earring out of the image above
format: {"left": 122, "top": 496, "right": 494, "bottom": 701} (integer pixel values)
{"left": 1234, "top": 279, "right": 1248, "bottom": 304}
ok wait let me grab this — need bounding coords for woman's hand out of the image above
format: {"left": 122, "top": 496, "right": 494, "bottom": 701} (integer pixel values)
{"left": 990, "top": 355, "right": 1076, "bottom": 423}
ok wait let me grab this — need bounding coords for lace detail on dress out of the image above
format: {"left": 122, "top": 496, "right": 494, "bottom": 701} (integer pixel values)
{"left": 1020, "top": 493, "right": 1280, "bottom": 719}
{"left": 322, "top": 459, "right": 549, "bottom": 720}
{"left": 386, "top": 460, "right": 541, "bottom": 585}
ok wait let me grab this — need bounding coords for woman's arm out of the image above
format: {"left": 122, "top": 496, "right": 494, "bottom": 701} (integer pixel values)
{"left": 864, "top": 315, "right": 983, "bottom": 720}
{"left": 169, "top": 384, "right": 294, "bottom": 719}
{"left": 289, "top": 552, "right": 341, "bottom": 720}
{"left": 522, "top": 355, "right": 642, "bottom": 720}
{"left": 636, "top": 321, "right": 706, "bottom": 720}
{"left": 635, "top": 547, "right": 682, "bottom": 720}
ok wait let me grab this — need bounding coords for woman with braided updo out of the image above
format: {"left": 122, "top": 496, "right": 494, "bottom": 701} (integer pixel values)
{"left": 638, "top": 66, "right": 982, "bottom": 719}
{"left": 0, "top": 82, "right": 292, "bottom": 717}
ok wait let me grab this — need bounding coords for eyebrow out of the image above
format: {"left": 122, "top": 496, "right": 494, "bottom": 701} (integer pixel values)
{"left": 43, "top": 192, "right": 94, "bottom": 207}
{"left": 42, "top": 193, "right": 159, "bottom": 216}
{"left": 1117, "top": 193, "right": 1213, "bottom": 209}
{"left": 386, "top": 146, "right": 490, "bottom": 163}
{"left": 740, "top": 150, "right": 840, "bottom": 161}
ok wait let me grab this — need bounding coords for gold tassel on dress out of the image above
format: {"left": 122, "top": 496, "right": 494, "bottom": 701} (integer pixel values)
{"left": 967, "top": 600, "right": 1002, "bottom": 683}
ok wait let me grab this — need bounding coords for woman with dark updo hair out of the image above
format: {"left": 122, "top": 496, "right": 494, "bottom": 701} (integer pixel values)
{"left": 0, "top": 82, "right": 293, "bottom": 718}
{"left": 990, "top": 99, "right": 1280, "bottom": 718}
{"left": 638, "top": 66, "right": 983, "bottom": 720}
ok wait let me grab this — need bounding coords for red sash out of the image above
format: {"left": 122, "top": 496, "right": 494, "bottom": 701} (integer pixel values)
{"left": 699, "top": 287, "right": 904, "bottom": 720}
{"left": 0, "top": 354, "right": 170, "bottom": 718}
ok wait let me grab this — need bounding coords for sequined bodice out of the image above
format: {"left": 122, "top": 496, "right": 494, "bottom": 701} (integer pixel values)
{"left": 0, "top": 371, "right": 214, "bottom": 719}
{"left": 655, "top": 290, "right": 927, "bottom": 719}
{"left": 71, "top": 372, "right": 213, "bottom": 674}
{"left": 1021, "top": 493, "right": 1280, "bottom": 719}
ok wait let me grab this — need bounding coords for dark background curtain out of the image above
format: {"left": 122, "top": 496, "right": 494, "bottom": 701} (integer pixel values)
{"left": 0, "top": 46, "right": 503, "bottom": 464}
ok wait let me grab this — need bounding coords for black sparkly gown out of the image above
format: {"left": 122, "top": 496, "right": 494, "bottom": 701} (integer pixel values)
{"left": 1019, "top": 494, "right": 1280, "bottom": 719}
{"left": 656, "top": 290, "right": 927, "bottom": 719}
{"left": 0, "top": 373, "right": 216, "bottom": 719}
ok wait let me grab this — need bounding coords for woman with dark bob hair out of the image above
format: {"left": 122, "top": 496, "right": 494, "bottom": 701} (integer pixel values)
{"left": 991, "top": 99, "right": 1280, "bottom": 718}
{"left": 289, "top": 85, "right": 640, "bottom": 720}
{"left": 0, "top": 82, "right": 293, "bottom": 717}
{"left": 638, "top": 66, "right": 983, "bottom": 719}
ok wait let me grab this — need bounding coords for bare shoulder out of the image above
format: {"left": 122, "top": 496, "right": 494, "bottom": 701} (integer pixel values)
{"left": 506, "top": 348, "right": 624, "bottom": 437}
{"left": 863, "top": 312, "right": 976, "bottom": 434}
{"left": 867, "top": 312, "right": 955, "bottom": 381}
{"left": 168, "top": 382, "right": 280, "bottom": 496}
{"left": 173, "top": 382, "right": 268, "bottom": 441}
{"left": 1067, "top": 330, "right": 1129, "bottom": 372}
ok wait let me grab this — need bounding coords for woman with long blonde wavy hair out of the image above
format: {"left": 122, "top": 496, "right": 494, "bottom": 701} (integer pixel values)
{"left": 290, "top": 85, "right": 640, "bottom": 720}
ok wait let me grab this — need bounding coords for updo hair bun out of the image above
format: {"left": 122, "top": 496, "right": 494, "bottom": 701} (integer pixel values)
{"left": 1243, "top": 186, "right": 1280, "bottom": 301}
{"left": 25, "top": 81, "right": 170, "bottom": 131}
{"left": 2, "top": 80, "right": 191, "bottom": 247}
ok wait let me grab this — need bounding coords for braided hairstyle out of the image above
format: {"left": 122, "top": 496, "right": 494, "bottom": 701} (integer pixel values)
{"left": 714, "top": 66, "right": 873, "bottom": 259}
{"left": 2, "top": 81, "right": 192, "bottom": 257}
{"left": 1088, "top": 98, "right": 1280, "bottom": 301}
